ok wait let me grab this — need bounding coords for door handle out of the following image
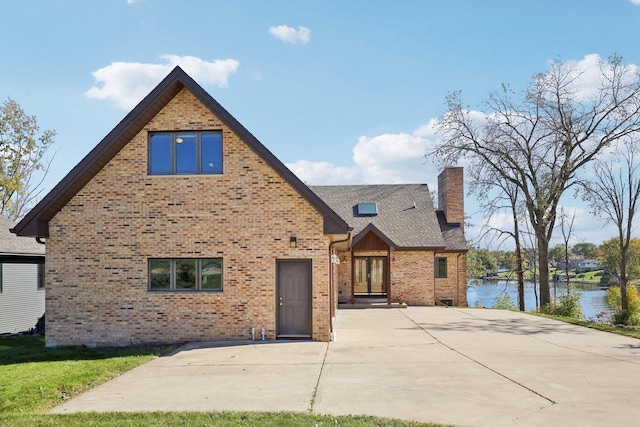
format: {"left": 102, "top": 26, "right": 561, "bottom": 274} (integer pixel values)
{"left": 279, "top": 297, "right": 283, "bottom": 306}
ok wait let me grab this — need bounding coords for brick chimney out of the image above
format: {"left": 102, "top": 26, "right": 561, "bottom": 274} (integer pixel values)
{"left": 437, "top": 167, "right": 464, "bottom": 225}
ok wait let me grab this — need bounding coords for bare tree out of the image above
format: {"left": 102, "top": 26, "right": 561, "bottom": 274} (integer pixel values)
{"left": 0, "top": 97, "right": 55, "bottom": 220}
{"left": 582, "top": 142, "right": 640, "bottom": 320}
{"left": 553, "top": 207, "right": 576, "bottom": 298}
{"left": 521, "top": 217, "right": 540, "bottom": 310}
{"left": 432, "top": 54, "right": 640, "bottom": 308}
{"left": 471, "top": 172, "right": 527, "bottom": 311}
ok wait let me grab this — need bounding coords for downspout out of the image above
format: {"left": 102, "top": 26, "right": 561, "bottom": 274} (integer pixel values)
{"left": 433, "top": 251, "right": 437, "bottom": 306}
{"left": 387, "top": 247, "right": 391, "bottom": 305}
{"left": 36, "top": 237, "right": 46, "bottom": 245}
{"left": 456, "top": 252, "right": 461, "bottom": 307}
{"left": 328, "top": 234, "right": 351, "bottom": 337}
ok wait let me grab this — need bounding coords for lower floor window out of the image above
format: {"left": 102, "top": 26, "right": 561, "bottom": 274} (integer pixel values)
{"left": 149, "top": 258, "right": 223, "bottom": 291}
{"left": 37, "top": 263, "right": 45, "bottom": 290}
{"left": 436, "top": 257, "right": 448, "bottom": 278}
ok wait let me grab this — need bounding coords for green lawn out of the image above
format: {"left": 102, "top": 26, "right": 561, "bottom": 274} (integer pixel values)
{"left": 0, "top": 335, "right": 442, "bottom": 427}
{"left": 534, "top": 313, "right": 640, "bottom": 340}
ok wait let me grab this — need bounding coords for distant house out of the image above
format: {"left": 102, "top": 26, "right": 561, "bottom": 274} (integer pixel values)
{"left": 0, "top": 216, "right": 45, "bottom": 335}
{"left": 11, "top": 67, "right": 466, "bottom": 347}
{"left": 576, "top": 259, "right": 601, "bottom": 273}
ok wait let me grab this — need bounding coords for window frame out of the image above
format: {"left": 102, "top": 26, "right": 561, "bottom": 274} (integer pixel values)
{"left": 148, "top": 258, "right": 223, "bottom": 292}
{"left": 37, "top": 262, "right": 45, "bottom": 290}
{"left": 148, "top": 131, "right": 223, "bottom": 175}
{"left": 435, "top": 257, "right": 448, "bottom": 278}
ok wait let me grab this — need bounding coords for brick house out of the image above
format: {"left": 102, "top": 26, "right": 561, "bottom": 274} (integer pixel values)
{"left": 12, "top": 67, "right": 466, "bottom": 347}
{"left": 312, "top": 170, "right": 467, "bottom": 308}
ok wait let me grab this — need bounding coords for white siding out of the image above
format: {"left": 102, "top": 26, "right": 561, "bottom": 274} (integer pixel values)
{"left": 0, "top": 263, "right": 45, "bottom": 334}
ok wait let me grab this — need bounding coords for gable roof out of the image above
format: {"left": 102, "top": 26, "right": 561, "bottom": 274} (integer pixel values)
{"left": 0, "top": 216, "right": 44, "bottom": 256}
{"left": 311, "top": 184, "right": 465, "bottom": 250}
{"left": 351, "top": 222, "right": 398, "bottom": 249}
{"left": 11, "top": 66, "right": 350, "bottom": 238}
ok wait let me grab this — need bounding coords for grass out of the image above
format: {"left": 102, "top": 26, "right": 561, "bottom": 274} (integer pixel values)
{"left": 2, "top": 411, "right": 439, "bottom": 427}
{"left": 534, "top": 313, "right": 640, "bottom": 340}
{"left": 0, "top": 335, "right": 442, "bottom": 427}
{"left": 0, "top": 335, "right": 172, "bottom": 421}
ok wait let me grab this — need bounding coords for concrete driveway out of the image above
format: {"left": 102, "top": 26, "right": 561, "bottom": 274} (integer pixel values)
{"left": 52, "top": 307, "right": 640, "bottom": 426}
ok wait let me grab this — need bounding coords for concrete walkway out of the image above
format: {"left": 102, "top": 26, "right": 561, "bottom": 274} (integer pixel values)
{"left": 52, "top": 307, "right": 640, "bottom": 426}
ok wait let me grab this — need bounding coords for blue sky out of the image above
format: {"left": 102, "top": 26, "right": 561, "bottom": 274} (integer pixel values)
{"left": 2, "top": 0, "right": 640, "bottom": 249}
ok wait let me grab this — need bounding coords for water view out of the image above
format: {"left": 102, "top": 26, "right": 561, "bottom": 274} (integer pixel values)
{"left": 467, "top": 280, "right": 613, "bottom": 320}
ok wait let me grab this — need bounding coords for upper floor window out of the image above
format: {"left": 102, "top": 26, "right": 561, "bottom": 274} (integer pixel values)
{"left": 149, "top": 131, "right": 223, "bottom": 175}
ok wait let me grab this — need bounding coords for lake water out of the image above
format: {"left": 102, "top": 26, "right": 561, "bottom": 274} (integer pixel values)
{"left": 467, "top": 280, "right": 613, "bottom": 320}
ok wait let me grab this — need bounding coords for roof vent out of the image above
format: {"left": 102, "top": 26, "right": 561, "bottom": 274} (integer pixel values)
{"left": 357, "top": 203, "right": 378, "bottom": 216}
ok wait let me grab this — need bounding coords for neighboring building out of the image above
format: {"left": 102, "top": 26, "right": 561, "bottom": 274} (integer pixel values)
{"left": 576, "top": 259, "right": 601, "bottom": 273}
{"left": 12, "top": 67, "right": 466, "bottom": 347}
{"left": 0, "top": 216, "right": 45, "bottom": 335}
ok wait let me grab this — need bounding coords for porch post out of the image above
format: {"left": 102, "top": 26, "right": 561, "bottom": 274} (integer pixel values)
{"left": 350, "top": 249, "right": 355, "bottom": 304}
{"left": 387, "top": 247, "right": 391, "bottom": 304}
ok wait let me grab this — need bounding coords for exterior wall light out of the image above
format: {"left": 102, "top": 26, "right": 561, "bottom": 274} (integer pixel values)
{"left": 289, "top": 236, "right": 297, "bottom": 248}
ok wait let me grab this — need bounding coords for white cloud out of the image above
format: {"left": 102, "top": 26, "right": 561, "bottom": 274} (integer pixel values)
{"left": 85, "top": 55, "right": 240, "bottom": 109}
{"left": 543, "top": 53, "right": 640, "bottom": 101}
{"left": 287, "top": 160, "right": 360, "bottom": 185}
{"left": 286, "top": 123, "right": 440, "bottom": 187}
{"left": 254, "top": 72, "right": 263, "bottom": 81}
{"left": 268, "top": 25, "right": 310, "bottom": 45}
{"left": 126, "top": 0, "right": 139, "bottom": 4}
{"left": 631, "top": 0, "right": 640, "bottom": 5}
{"left": 353, "top": 132, "right": 434, "bottom": 184}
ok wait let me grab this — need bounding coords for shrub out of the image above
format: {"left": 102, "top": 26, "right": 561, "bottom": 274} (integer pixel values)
{"left": 493, "top": 294, "right": 518, "bottom": 311}
{"left": 606, "top": 285, "right": 640, "bottom": 326}
{"left": 541, "top": 285, "right": 583, "bottom": 318}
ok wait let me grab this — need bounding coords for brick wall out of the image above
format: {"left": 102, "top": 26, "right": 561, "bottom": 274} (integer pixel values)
{"left": 438, "top": 167, "right": 464, "bottom": 225}
{"left": 335, "top": 249, "right": 467, "bottom": 306}
{"left": 434, "top": 252, "right": 468, "bottom": 306}
{"left": 45, "top": 88, "right": 332, "bottom": 346}
{"left": 389, "top": 251, "right": 435, "bottom": 305}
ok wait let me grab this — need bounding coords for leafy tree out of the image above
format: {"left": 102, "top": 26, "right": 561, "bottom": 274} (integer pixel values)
{"left": 467, "top": 248, "right": 488, "bottom": 283}
{"left": 599, "top": 237, "right": 640, "bottom": 284}
{"left": 541, "top": 285, "right": 583, "bottom": 319}
{"left": 571, "top": 242, "right": 599, "bottom": 259}
{"left": 493, "top": 250, "right": 516, "bottom": 270}
{"left": 493, "top": 294, "right": 518, "bottom": 311}
{"left": 606, "top": 285, "right": 640, "bottom": 325}
{"left": 467, "top": 247, "right": 498, "bottom": 281}
{"left": 549, "top": 244, "right": 567, "bottom": 266}
{"left": 433, "top": 54, "right": 640, "bottom": 308}
{"left": 0, "top": 97, "right": 55, "bottom": 219}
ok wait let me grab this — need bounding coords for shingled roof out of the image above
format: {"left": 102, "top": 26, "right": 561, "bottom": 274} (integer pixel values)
{"left": 0, "top": 216, "right": 44, "bottom": 256}
{"left": 310, "top": 184, "right": 466, "bottom": 251}
{"left": 11, "top": 66, "right": 350, "bottom": 238}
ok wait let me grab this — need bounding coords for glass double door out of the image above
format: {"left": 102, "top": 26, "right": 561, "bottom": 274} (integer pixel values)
{"left": 354, "top": 256, "right": 387, "bottom": 296}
